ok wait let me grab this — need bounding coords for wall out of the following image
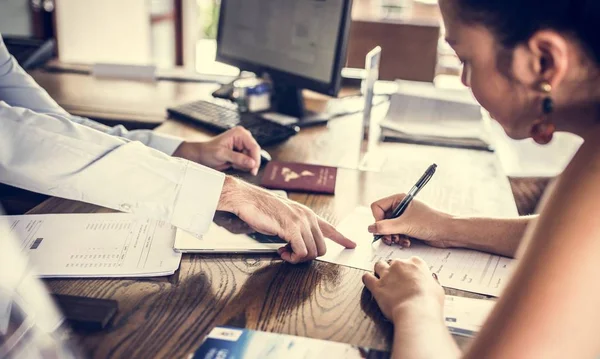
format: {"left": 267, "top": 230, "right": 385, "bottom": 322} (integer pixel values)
{"left": 0, "top": 0, "right": 32, "bottom": 36}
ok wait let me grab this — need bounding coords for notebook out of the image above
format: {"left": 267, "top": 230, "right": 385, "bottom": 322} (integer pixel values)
{"left": 174, "top": 191, "right": 288, "bottom": 253}
{"left": 174, "top": 215, "right": 286, "bottom": 254}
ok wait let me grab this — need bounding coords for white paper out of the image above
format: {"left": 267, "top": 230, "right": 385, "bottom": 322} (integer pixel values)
{"left": 1, "top": 213, "right": 182, "bottom": 278}
{"left": 444, "top": 295, "right": 495, "bottom": 337}
{"left": 319, "top": 208, "right": 514, "bottom": 297}
{"left": 369, "top": 154, "right": 518, "bottom": 218}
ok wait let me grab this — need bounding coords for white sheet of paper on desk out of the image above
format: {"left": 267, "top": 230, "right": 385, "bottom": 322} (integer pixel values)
{"left": 318, "top": 208, "right": 514, "bottom": 297}
{"left": 0, "top": 213, "right": 182, "bottom": 278}
{"left": 444, "top": 295, "right": 495, "bottom": 337}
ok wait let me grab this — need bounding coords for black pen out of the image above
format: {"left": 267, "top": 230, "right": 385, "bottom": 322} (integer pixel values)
{"left": 373, "top": 164, "right": 437, "bottom": 243}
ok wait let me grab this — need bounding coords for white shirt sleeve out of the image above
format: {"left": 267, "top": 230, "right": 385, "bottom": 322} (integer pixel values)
{"left": 0, "top": 102, "right": 224, "bottom": 237}
{"left": 64, "top": 115, "right": 184, "bottom": 155}
{"left": 0, "top": 34, "right": 184, "bottom": 156}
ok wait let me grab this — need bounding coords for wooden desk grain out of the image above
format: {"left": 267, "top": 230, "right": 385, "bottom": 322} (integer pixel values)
{"left": 27, "top": 110, "right": 523, "bottom": 358}
{"left": 20, "top": 66, "right": 530, "bottom": 358}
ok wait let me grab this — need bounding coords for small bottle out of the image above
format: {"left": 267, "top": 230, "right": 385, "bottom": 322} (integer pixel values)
{"left": 233, "top": 78, "right": 271, "bottom": 113}
{"left": 232, "top": 80, "right": 249, "bottom": 112}
{"left": 246, "top": 82, "right": 271, "bottom": 112}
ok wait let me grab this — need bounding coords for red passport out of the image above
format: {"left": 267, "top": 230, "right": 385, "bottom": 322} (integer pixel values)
{"left": 260, "top": 161, "right": 337, "bottom": 194}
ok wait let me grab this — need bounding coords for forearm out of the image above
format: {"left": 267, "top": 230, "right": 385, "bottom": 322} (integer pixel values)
{"left": 442, "top": 215, "right": 535, "bottom": 258}
{"left": 0, "top": 35, "right": 71, "bottom": 116}
{"left": 391, "top": 299, "right": 460, "bottom": 359}
{"left": 66, "top": 115, "right": 184, "bottom": 155}
{"left": 0, "top": 35, "right": 184, "bottom": 156}
{"left": 0, "top": 104, "right": 224, "bottom": 237}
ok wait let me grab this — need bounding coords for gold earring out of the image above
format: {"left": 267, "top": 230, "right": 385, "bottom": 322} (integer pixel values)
{"left": 540, "top": 82, "right": 552, "bottom": 93}
{"left": 531, "top": 81, "right": 555, "bottom": 144}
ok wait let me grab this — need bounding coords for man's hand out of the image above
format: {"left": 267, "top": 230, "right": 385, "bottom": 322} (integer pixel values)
{"left": 218, "top": 177, "right": 356, "bottom": 263}
{"left": 173, "top": 126, "right": 261, "bottom": 175}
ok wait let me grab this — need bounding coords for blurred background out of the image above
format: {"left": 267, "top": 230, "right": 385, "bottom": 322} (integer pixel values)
{"left": 0, "top": 0, "right": 457, "bottom": 79}
{"left": 0, "top": 0, "right": 581, "bottom": 177}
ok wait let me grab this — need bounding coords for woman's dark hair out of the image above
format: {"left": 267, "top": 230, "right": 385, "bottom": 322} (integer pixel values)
{"left": 453, "top": 0, "right": 600, "bottom": 64}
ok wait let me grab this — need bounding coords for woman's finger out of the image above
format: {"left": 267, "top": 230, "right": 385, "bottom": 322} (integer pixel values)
{"left": 362, "top": 272, "right": 379, "bottom": 292}
{"left": 374, "top": 260, "right": 390, "bottom": 278}
{"left": 382, "top": 235, "right": 393, "bottom": 246}
{"left": 370, "top": 194, "right": 407, "bottom": 221}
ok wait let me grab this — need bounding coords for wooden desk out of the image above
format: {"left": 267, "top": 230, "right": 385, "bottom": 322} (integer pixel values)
{"left": 17, "top": 66, "right": 549, "bottom": 358}
{"left": 26, "top": 99, "right": 522, "bottom": 358}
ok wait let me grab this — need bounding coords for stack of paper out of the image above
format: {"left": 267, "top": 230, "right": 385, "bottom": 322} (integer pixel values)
{"left": 380, "top": 80, "right": 492, "bottom": 151}
{"left": 1, "top": 213, "right": 182, "bottom": 278}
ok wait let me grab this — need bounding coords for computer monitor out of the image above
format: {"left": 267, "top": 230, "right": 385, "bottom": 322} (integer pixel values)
{"left": 216, "top": 0, "right": 353, "bottom": 121}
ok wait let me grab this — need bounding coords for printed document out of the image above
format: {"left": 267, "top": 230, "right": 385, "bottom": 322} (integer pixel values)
{"left": 319, "top": 208, "right": 514, "bottom": 297}
{"left": 1, "top": 213, "right": 182, "bottom": 278}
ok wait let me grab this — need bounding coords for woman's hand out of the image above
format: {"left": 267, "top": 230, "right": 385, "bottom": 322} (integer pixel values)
{"left": 173, "top": 126, "right": 261, "bottom": 175}
{"left": 364, "top": 258, "right": 461, "bottom": 359}
{"left": 362, "top": 257, "right": 444, "bottom": 322}
{"left": 369, "top": 193, "right": 456, "bottom": 248}
{"left": 218, "top": 177, "right": 356, "bottom": 263}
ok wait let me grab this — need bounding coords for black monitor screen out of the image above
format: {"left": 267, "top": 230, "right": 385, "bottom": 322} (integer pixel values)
{"left": 217, "top": 0, "right": 349, "bottom": 95}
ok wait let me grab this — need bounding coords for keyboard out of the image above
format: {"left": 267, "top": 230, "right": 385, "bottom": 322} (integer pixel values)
{"left": 167, "top": 98, "right": 299, "bottom": 146}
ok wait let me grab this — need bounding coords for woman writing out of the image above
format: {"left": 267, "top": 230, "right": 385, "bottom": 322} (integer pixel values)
{"left": 363, "top": 0, "right": 600, "bottom": 358}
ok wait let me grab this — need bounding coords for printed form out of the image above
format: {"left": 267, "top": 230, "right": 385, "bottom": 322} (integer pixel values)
{"left": 1, "top": 213, "right": 181, "bottom": 278}
{"left": 319, "top": 208, "right": 514, "bottom": 297}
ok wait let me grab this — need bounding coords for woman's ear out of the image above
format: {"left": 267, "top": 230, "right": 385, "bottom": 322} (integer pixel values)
{"left": 510, "top": 30, "right": 569, "bottom": 90}
{"left": 527, "top": 30, "right": 569, "bottom": 89}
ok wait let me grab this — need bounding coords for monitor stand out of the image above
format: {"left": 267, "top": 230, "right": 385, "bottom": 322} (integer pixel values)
{"left": 270, "top": 84, "right": 332, "bottom": 128}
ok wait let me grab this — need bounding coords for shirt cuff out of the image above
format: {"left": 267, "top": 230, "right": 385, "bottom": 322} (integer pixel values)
{"left": 170, "top": 161, "right": 225, "bottom": 237}
{"left": 147, "top": 132, "right": 184, "bottom": 156}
